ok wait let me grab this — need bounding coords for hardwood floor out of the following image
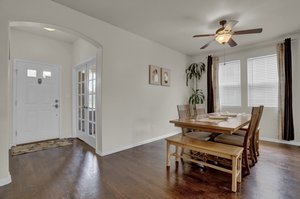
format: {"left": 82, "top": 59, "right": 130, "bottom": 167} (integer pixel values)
{"left": 0, "top": 139, "right": 299, "bottom": 199}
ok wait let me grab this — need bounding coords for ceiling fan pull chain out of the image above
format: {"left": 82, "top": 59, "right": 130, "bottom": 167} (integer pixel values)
{"left": 223, "top": 45, "right": 226, "bottom": 65}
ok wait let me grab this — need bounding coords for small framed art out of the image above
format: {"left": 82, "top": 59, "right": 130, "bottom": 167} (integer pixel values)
{"left": 149, "top": 65, "right": 161, "bottom": 85}
{"left": 161, "top": 68, "right": 170, "bottom": 86}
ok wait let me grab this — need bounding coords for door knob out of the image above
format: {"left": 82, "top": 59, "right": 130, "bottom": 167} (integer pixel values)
{"left": 54, "top": 104, "right": 59, "bottom": 109}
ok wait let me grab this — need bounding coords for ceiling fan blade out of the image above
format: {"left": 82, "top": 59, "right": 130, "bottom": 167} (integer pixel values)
{"left": 233, "top": 28, "right": 263, "bottom": 35}
{"left": 193, "top": 34, "right": 215, "bottom": 38}
{"left": 200, "top": 39, "right": 214, "bottom": 49}
{"left": 224, "top": 20, "right": 239, "bottom": 31}
{"left": 228, "top": 38, "right": 238, "bottom": 47}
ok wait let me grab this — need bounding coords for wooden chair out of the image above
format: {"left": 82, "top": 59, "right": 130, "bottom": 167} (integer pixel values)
{"left": 194, "top": 104, "right": 206, "bottom": 116}
{"left": 177, "top": 105, "right": 212, "bottom": 140}
{"left": 233, "top": 106, "right": 264, "bottom": 164}
{"left": 214, "top": 106, "right": 262, "bottom": 176}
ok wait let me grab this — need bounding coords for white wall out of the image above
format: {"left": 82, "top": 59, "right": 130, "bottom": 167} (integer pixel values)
{"left": 192, "top": 36, "right": 300, "bottom": 142}
{"left": 0, "top": 0, "right": 190, "bottom": 184}
{"left": 10, "top": 29, "right": 73, "bottom": 140}
{"left": 73, "top": 38, "right": 98, "bottom": 65}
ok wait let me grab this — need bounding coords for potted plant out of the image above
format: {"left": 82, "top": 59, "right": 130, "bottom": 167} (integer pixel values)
{"left": 185, "top": 62, "right": 206, "bottom": 106}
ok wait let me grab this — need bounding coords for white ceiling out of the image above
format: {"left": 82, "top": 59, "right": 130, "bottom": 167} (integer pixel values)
{"left": 11, "top": 25, "right": 78, "bottom": 44}
{"left": 52, "top": 0, "right": 300, "bottom": 56}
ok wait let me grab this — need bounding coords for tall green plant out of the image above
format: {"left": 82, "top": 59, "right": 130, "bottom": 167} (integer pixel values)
{"left": 189, "top": 89, "right": 205, "bottom": 104}
{"left": 185, "top": 62, "right": 206, "bottom": 105}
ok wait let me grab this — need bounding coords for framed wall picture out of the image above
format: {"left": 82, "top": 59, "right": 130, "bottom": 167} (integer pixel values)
{"left": 149, "top": 65, "right": 161, "bottom": 85}
{"left": 161, "top": 68, "right": 171, "bottom": 86}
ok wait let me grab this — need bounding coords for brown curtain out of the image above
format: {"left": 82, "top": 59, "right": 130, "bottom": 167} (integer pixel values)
{"left": 207, "top": 55, "right": 214, "bottom": 113}
{"left": 212, "top": 57, "right": 220, "bottom": 112}
{"left": 283, "top": 38, "right": 294, "bottom": 141}
{"left": 276, "top": 43, "right": 285, "bottom": 140}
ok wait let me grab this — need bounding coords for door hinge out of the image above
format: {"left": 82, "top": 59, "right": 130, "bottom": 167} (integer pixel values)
{"left": 15, "top": 69, "right": 18, "bottom": 75}
{"left": 15, "top": 131, "right": 17, "bottom": 136}
{"left": 15, "top": 100, "right": 17, "bottom": 106}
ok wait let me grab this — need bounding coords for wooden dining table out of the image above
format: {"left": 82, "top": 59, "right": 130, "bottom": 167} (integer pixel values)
{"left": 170, "top": 113, "right": 251, "bottom": 134}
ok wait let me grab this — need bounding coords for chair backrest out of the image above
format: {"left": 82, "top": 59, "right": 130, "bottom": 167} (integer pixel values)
{"left": 195, "top": 104, "right": 206, "bottom": 116}
{"left": 177, "top": 105, "right": 192, "bottom": 135}
{"left": 177, "top": 105, "right": 192, "bottom": 119}
{"left": 243, "top": 106, "right": 264, "bottom": 147}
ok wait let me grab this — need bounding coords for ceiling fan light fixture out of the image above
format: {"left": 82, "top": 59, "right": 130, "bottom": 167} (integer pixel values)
{"left": 44, "top": 27, "right": 56, "bottom": 32}
{"left": 215, "top": 33, "right": 232, "bottom": 44}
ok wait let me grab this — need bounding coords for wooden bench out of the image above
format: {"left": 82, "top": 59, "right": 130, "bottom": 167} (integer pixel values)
{"left": 165, "top": 134, "right": 244, "bottom": 192}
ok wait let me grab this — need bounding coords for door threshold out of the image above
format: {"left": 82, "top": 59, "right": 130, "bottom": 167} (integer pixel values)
{"left": 16, "top": 138, "right": 60, "bottom": 146}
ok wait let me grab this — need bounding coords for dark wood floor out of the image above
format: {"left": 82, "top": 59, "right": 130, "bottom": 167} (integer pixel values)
{"left": 0, "top": 139, "right": 299, "bottom": 199}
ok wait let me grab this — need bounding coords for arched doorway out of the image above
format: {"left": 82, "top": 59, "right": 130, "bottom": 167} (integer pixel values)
{"left": 9, "top": 22, "right": 103, "bottom": 150}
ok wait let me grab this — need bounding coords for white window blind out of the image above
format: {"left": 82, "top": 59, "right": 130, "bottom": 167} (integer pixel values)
{"left": 247, "top": 54, "right": 278, "bottom": 107}
{"left": 219, "top": 60, "right": 241, "bottom": 107}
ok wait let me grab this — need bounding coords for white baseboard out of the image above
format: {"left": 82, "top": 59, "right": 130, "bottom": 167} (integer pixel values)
{"left": 0, "top": 174, "right": 11, "bottom": 187}
{"left": 97, "top": 132, "right": 180, "bottom": 156}
{"left": 260, "top": 137, "right": 300, "bottom": 146}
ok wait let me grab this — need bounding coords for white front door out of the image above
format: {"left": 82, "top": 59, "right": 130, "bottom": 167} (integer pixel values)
{"left": 15, "top": 60, "right": 60, "bottom": 145}
{"left": 75, "top": 58, "right": 96, "bottom": 148}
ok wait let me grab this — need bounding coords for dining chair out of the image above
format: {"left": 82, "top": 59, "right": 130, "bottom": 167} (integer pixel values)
{"left": 214, "top": 106, "right": 262, "bottom": 176}
{"left": 233, "top": 106, "right": 264, "bottom": 164}
{"left": 177, "top": 105, "right": 212, "bottom": 140}
{"left": 194, "top": 104, "right": 206, "bottom": 116}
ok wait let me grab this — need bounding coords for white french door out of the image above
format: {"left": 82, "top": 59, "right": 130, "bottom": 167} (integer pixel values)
{"left": 15, "top": 60, "right": 60, "bottom": 145}
{"left": 75, "top": 58, "right": 96, "bottom": 148}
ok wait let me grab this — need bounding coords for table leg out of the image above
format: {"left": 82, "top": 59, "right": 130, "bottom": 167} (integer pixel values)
{"left": 166, "top": 142, "right": 171, "bottom": 168}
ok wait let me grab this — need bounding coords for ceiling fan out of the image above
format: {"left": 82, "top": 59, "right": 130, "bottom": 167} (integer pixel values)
{"left": 193, "top": 20, "right": 263, "bottom": 49}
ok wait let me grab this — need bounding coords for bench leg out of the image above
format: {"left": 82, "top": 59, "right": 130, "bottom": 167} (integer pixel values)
{"left": 166, "top": 142, "right": 171, "bottom": 168}
{"left": 237, "top": 156, "right": 242, "bottom": 183}
{"left": 232, "top": 156, "right": 238, "bottom": 192}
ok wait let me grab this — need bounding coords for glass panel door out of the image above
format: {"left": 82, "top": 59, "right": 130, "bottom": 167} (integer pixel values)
{"left": 88, "top": 68, "right": 96, "bottom": 136}
{"left": 75, "top": 58, "right": 96, "bottom": 148}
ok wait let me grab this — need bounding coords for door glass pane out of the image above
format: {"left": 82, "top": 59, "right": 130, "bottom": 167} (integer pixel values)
{"left": 78, "top": 108, "right": 81, "bottom": 118}
{"left": 93, "top": 124, "right": 96, "bottom": 135}
{"left": 78, "top": 71, "right": 81, "bottom": 82}
{"left": 89, "top": 81, "right": 93, "bottom": 94}
{"left": 78, "top": 84, "right": 81, "bottom": 94}
{"left": 89, "top": 95, "right": 93, "bottom": 108}
{"left": 27, "top": 69, "right": 37, "bottom": 78}
{"left": 82, "top": 71, "right": 85, "bottom": 82}
{"left": 93, "top": 81, "right": 96, "bottom": 93}
{"left": 89, "top": 123, "right": 92, "bottom": 135}
{"left": 78, "top": 120, "right": 81, "bottom": 130}
{"left": 82, "top": 121, "right": 85, "bottom": 131}
{"left": 89, "top": 109, "right": 92, "bottom": 121}
{"left": 82, "top": 96, "right": 85, "bottom": 107}
{"left": 82, "top": 109, "right": 85, "bottom": 119}
{"left": 93, "top": 95, "right": 96, "bottom": 109}
{"left": 82, "top": 84, "right": 85, "bottom": 94}
{"left": 93, "top": 111, "right": 96, "bottom": 122}
{"left": 89, "top": 69, "right": 93, "bottom": 80}
{"left": 42, "top": 71, "right": 52, "bottom": 78}
{"left": 78, "top": 96, "right": 81, "bottom": 106}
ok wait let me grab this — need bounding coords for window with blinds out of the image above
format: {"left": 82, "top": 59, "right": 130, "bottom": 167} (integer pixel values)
{"left": 219, "top": 60, "right": 241, "bottom": 107}
{"left": 247, "top": 54, "right": 278, "bottom": 107}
